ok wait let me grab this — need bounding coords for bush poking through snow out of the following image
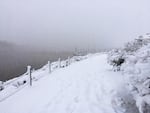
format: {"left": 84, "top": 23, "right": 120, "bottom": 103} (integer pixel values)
{"left": 112, "top": 58, "right": 125, "bottom": 71}
{"left": 107, "top": 49, "right": 125, "bottom": 71}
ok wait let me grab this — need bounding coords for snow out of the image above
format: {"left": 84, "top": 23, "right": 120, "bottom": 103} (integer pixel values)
{"left": 0, "top": 53, "right": 129, "bottom": 113}
{"left": 107, "top": 34, "right": 150, "bottom": 113}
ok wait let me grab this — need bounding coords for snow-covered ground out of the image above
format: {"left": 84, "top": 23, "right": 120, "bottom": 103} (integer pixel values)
{"left": 107, "top": 35, "right": 150, "bottom": 113}
{"left": 0, "top": 53, "right": 129, "bottom": 113}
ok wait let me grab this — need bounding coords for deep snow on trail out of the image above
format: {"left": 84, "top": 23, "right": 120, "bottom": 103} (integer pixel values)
{"left": 0, "top": 54, "right": 126, "bottom": 113}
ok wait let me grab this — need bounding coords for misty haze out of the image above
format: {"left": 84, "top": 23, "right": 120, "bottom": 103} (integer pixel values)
{"left": 0, "top": 0, "right": 150, "bottom": 113}
{"left": 0, "top": 41, "right": 74, "bottom": 81}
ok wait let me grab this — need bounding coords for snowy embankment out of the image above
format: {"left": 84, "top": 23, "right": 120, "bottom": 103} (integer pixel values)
{"left": 108, "top": 34, "right": 150, "bottom": 113}
{"left": 0, "top": 53, "right": 131, "bottom": 113}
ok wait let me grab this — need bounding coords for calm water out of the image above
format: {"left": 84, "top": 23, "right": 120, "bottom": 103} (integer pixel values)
{"left": 0, "top": 49, "right": 73, "bottom": 81}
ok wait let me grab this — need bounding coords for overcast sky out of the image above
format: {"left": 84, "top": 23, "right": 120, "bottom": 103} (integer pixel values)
{"left": 0, "top": 0, "right": 150, "bottom": 51}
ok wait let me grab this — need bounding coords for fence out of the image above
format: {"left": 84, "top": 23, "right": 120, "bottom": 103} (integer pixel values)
{"left": 0, "top": 55, "right": 87, "bottom": 102}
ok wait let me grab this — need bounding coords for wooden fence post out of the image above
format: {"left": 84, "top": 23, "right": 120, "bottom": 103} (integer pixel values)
{"left": 48, "top": 61, "right": 51, "bottom": 73}
{"left": 58, "top": 58, "right": 61, "bottom": 68}
{"left": 27, "top": 66, "right": 32, "bottom": 86}
{"left": 68, "top": 56, "right": 70, "bottom": 66}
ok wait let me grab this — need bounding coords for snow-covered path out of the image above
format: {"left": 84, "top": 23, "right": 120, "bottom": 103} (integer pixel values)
{"left": 0, "top": 54, "right": 125, "bottom": 113}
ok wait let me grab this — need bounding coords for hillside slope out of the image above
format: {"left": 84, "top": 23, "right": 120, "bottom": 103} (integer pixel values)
{"left": 0, "top": 54, "right": 134, "bottom": 113}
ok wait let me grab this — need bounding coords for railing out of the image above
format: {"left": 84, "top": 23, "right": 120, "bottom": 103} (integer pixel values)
{"left": 0, "top": 55, "right": 88, "bottom": 102}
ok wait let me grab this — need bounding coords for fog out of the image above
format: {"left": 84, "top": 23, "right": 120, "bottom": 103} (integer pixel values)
{"left": 0, "top": 41, "right": 74, "bottom": 81}
{"left": 1, "top": 0, "right": 150, "bottom": 81}
{"left": 0, "top": 0, "right": 150, "bottom": 51}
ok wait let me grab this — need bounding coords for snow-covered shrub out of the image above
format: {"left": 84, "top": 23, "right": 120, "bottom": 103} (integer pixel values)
{"left": 124, "top": 36, "right": 150, "bottom": 53}
{"left": 122, "top": 43, "right": 150, "bottom": 113}
{"left": 108, "top": 34, "right": 150, "bottom": 71}
{"left": 108, "top": 34, "right": 150, "bottom": 113}
{"left": 107, "top": 49, "right": 125, "bottom": 71}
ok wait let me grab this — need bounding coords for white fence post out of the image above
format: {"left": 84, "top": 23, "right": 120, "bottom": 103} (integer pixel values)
{"left": 68, "top": 56, "right": 70, "bottom": 66}
{"left": 48, "top": 61, "right": 51, "bottom": 73}
{"left": 58, "top": 58, "right": 61, "bottom": 68}
{"left": 27, "top": 66, "right": 32, "bottom": 86}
